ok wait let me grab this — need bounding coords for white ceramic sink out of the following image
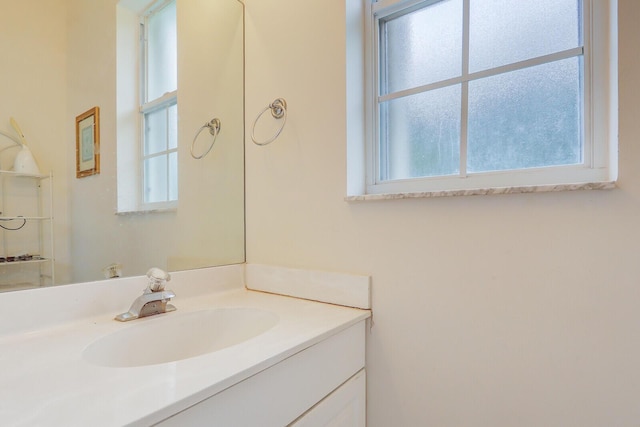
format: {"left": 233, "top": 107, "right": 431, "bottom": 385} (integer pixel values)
{"left": 83, "top": 308, "right": 279, "bottom": 367}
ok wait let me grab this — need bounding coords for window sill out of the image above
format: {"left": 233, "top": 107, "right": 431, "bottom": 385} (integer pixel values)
{"left": 115, "top": 207, "right": 177, "bottom": 216}
{"left": 345, "top": 181, "right": 616, "bottom": 202}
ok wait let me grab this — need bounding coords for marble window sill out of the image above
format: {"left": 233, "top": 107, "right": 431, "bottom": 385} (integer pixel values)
{"left": 345, "top": 181, "right": 616, "bottom": 202}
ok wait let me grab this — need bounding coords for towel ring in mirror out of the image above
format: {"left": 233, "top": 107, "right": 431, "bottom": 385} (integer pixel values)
{"left": 191, "top": 118, "right": 221, "bottom": 159}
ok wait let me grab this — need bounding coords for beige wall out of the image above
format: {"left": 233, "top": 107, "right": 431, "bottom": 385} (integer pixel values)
{"left": 66, "top": 0, "right": 122, "bottom": 282}
{"left": 0, "top": 0, "right": 71, "bottom": 283}
{"left": 245, "top": 0, "right": 640, "bottom": 425}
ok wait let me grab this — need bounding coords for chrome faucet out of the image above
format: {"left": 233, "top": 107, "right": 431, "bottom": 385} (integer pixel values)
{"left": 115, "top": 268, "right": 176, "bottom": 322}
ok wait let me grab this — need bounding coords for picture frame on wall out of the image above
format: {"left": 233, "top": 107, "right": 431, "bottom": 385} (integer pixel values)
{"left": 75, "top": 106, "right": 100, "bottom": 178}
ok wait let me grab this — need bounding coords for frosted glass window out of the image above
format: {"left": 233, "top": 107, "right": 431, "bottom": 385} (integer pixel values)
{"left": 147, "top": 1, "right": 177, "bottom": 101}
{"left": 380, "top": 0, "right": 462, "bottom": 94}
{"left": 382, "top": 85, "right": 461, "bottom": 180}
{"left": 372, "top": 0, "right": 596, "bottom": 187}
{"left": 469, "top": 0, "right": 581, "bottom": 73}
{"left": 467, "top": 58, "right": 582, "bottom": 172}
{"left": 169, "top": 151, "right": 178, "bottom": 201}
{"left": 168, "top": 103, "right": 178, "bottom": 149}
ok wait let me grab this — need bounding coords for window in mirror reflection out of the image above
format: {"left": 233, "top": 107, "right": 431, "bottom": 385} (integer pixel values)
{"left": 141, "top": 0, "right": 178, "bottom": 208}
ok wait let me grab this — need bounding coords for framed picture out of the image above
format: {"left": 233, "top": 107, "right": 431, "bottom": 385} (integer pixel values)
{"left": 75, "top": 106, "right": 100, "bottom": 178}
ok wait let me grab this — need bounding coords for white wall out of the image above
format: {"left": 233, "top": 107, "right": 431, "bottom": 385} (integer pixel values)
{"left": 245, "top": 0, "right": 640, "bottom": 425}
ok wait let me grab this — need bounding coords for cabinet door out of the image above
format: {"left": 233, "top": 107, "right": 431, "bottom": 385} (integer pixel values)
{"left": 289, "top": 369, "right": 366, "bottom": 427}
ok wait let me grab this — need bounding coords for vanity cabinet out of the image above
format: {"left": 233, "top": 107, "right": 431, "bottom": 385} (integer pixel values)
{"left": 0, "top": 265, "right": 371, "bottom": 426}
{"left": 289, "top": 369, "right": 366, "bottom": 427}
{"left": 0, "top": 170, "right": 54, "bottom": 290}
{"left": 157, "top": 321, "right": 367, "bottom": 427}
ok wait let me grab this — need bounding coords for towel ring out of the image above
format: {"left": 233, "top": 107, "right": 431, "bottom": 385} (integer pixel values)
{"left": 251, "top": 98, "right": 287, "bottom": 146}
{"left": 190, "top": 118, "right": 221, "bottom": 159}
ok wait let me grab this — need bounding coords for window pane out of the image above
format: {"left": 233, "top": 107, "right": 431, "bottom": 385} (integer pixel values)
{"left": 469, "top": 0, "right": 581, "bottom": 73}
{"left": 147, "top": 1, "right": 177, "bottom": 100}
{"left": 168, "top": 103, "right": 178, "bottom": 150}
{"left": 144, "top": 154, "right": 168, "bottom": 203}
{"left": 169, "top": 151, "right": 178, "bottom": 201}
{"left": 144, "top": 108, "right": 167, "bottom": 155}
{"left": 381, "top": 0, "right": 462, "bottom": 95}
{"left": 381, "top": 85, "right": 461, "bottom": 181}
{"left": 467, "top": 58, "right": 582, "bottom": 173}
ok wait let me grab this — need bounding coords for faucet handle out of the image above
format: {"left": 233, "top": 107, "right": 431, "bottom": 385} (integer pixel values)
{"left": 146, "top": 267, "right": 171, "bottom": 292}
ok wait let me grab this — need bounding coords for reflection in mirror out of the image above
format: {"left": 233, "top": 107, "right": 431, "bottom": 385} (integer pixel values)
{"left": 0, "top": 0, "right": 245, "bottom": 292}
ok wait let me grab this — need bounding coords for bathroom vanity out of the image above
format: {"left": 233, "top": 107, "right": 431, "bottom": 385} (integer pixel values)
{"left": 0, "top": 264, "right": 370, "bottom": 426}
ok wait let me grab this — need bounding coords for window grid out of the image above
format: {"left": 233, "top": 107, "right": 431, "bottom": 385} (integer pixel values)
{"left": 141, "top": 101, "right": 178, "bottom": 205}
{"left": 460, "top": 0, "right": 470, "bottom": 178}
{"left": 372, "top": 0, "right": 590, "bottom": 188}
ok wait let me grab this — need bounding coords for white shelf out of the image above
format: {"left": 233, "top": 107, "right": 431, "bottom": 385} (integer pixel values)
{"left": 0, "top": 216, "right": 51, "bottom": 221}
{"left": 0, "top": 282, "right": 42, "bottom": 292}
{"left": 0, "top": 257, "right": 52, "bottom": 266}
{"left": 0, "top": 170, "right": 50, "bottom": 179}
{"left": 0, "top": 170, "right": 55, "bottom": 288}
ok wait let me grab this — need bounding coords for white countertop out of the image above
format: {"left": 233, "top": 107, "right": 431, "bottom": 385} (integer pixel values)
{"left": 0, "top": 267, "right": 370, "bottom": 427}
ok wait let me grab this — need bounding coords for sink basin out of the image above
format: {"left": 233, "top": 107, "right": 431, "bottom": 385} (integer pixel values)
{"left": 83, "top": 308, "right": 279, "bottom": 367}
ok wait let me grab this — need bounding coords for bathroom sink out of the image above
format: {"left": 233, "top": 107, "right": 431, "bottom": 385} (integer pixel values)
{"left": 83, "top": 308, "right": 279, "bottom": 368}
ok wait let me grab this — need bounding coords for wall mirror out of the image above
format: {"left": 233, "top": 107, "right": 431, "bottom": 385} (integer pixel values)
{"left": 0, "top": 0, "right": 245, "bottom": 292}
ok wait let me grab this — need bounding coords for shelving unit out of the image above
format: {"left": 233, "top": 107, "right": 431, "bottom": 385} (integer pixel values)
{"left": 0, "top": 170, "right": 54, "bottom": 291}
